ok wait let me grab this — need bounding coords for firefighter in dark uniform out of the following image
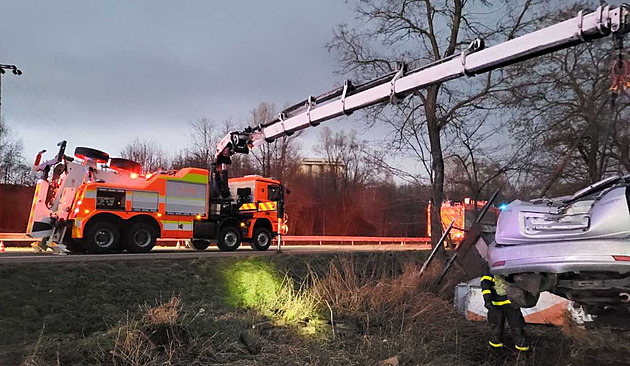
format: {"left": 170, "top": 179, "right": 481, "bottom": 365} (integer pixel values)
{"left": 481, "top": 273, "right": 530, "bottom": 351}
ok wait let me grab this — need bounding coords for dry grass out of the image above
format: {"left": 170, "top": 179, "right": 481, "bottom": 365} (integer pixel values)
{"left": 12, "top": 254, "right": 630, "bottom": 366}
{"left": 143, "top": 296, "right": 181, "bottom": 325}
{"left": 20, "top": 297, "right": 249, "bottom": 366}
{"left": 312, "top": 259, "right": 457, "bottom": 331}
{"left": 310, "top": 258, "right": 488, "bottom": 364}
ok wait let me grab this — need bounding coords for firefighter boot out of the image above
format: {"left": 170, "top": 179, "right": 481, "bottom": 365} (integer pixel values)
{"left": 487, "top": 306, "right": 505, "bottom": 349}
{"left": 488, "top": 328, "right": 506, "bottom": 359}
{"left": 505, "top": 306, "right": 529, "bottom": 351}
{"left": 489, "top": 328, "right": 505, "bottom": 349}
{"left": 512, "top": 328, "right": 530, "bottom": 352}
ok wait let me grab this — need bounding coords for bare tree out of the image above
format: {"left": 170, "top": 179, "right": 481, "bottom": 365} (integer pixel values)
{"left": 249, "top": 102, "right": 302, "bottom": 181}
{"left": 503, "top": 4, "right": 630, "bottom": 197}
{"left": 328, "top": 0, "right": 541, "bottom": 246}
{"left": 314, "top": 127, "right": 381, "bottom": 190}
{"left": 171, "top": 118, "right": 219, "bottom": 169}
{"left": 0, "top": 118, "right": 33, "bottom": 185}
{"left": 444, "top": 110, "right": 524, "bottom": 203}
{"left": 189, "top": 118, "right": 216, "bottom": 167}
{"left": 120, "top": 138, "right": 168, "bottom": 173}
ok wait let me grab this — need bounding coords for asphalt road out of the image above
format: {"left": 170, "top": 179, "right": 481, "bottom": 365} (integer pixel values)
{"left": 0, "top": 244, "right": 430, "bottom": 264}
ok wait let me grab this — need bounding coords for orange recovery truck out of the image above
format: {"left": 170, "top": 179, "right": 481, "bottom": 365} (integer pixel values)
{"left": 27, "top": 141, "right": 287, "bottom": 254}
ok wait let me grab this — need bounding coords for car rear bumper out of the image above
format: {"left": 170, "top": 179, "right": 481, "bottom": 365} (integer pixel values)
{"left": 487, "top": 239, "right": 630, "bottom": 275}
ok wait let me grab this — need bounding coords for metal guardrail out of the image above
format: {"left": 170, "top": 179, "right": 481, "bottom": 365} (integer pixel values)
{"left": 276, "top": 235, "right": 431, "bottom": 246}
{"left": 0, "top": 233, "right": 431, "bottom": 247}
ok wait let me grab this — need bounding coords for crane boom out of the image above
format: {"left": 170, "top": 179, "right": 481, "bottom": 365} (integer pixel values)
{"left": 212, "top": 3, "right": 629, "bottom": 198}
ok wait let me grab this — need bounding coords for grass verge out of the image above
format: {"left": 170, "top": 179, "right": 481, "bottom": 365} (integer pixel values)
{"left": 0, "top": 251, "right": 628, "bottom": 365}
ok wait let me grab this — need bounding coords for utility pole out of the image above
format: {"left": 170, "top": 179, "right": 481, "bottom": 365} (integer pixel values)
{"left": 0, "top": 64, "right": 23, "bottom": 147}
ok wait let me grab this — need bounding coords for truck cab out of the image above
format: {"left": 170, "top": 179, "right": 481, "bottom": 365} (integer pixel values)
{"left": 190, "top": 174, "right": 287, "bottom": 252}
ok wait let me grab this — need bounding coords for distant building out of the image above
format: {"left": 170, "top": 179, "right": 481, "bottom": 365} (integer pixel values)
{"left": 300, "top": 158, "right": 345, "bottom": 176}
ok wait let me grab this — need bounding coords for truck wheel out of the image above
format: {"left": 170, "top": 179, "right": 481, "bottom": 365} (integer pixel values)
{"left": 110, "top": 158, "right": 142, "bottom": 174}
{"left": 189, "top": 239, "right": 210, "bottom": 250}
{"left": 125, "top": 222, "right": 157, "bottom": 253}
{"left": 250, "top": 227, "right": 272, "bottom": 251}
{"left": 64, "top": 239, "right": 86, "bottom": 253}
{"left": 74, "top": 147, "right": 110, "bottom": 163}
{"left": 217, "top": 226, "right": 241, "bottom": 252}
{"left": 83, "top": 221, "right": 120, "bottom": 254}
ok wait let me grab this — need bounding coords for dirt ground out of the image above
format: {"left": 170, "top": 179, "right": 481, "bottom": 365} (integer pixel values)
{"left": 0, "top": 252, "right": 628, "bottom": 366}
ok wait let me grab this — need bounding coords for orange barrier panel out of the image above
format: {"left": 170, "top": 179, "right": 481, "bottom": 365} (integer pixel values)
{"left": 0, "top": 185, "right": 35, "bottom": 232}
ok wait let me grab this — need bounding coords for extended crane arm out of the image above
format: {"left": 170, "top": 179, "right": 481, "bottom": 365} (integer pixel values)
{"left": 212, "top": 3, "right": 629, "bottom": 198}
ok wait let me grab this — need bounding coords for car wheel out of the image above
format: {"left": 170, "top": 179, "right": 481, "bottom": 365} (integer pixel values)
{"left": 217, "top": 226, "right": 241, "bottom": 252}
{"left": 74, "top": 147, "right": 110, "bottom": 163}
{"left": 110, "top": 158, "right": 142, "bottom": 174}
{"left": 125, "top": 222, "right": 157, "bottom": 253}
{"left": 249, "top": 227, "right": 272, "bottom": 251}
{"left": 189, "top": 239, "right": 210, "bottom": 250}
{"left": 83, "top": 221, "right": 120, "bottom": 254}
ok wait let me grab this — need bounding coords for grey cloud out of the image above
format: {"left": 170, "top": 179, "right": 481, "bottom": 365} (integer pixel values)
{"left": 0, "top": 0, "right": 354, "bottom": 160}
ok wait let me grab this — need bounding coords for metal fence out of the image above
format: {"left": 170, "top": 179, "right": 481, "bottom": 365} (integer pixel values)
{"left": 0, "top": 233, "right": 431, "bottom": 248}
{"left": 276, "top": 235, "right": 431, "bottom": 246}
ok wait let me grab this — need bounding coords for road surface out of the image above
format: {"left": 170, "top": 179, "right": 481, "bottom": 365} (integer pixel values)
{"left": 0, "top": 244, "right": 430, "bottom": 264}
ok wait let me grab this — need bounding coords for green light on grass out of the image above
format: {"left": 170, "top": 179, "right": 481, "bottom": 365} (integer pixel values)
{"left": 223, "top": 259, "right": 318, "bottom": 324}
{"left": 224, "top": 260, "right": 282, "bottom": 309}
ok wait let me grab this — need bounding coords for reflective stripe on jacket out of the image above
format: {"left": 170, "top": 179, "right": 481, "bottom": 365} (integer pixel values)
{"left": 480, "top": 273, "right": 511, "bottom": 306}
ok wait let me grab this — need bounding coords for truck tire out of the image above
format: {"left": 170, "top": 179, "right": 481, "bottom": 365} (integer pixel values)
{"left": 110, "top": 158, "right": 142, "bottom": 174}
{"left": 124, "top": 222, "right": 157, "bottom": 253}
{"left": 83, "top": 221, "right": 121, "bottom": 254}
{"left": 217, "top": 226, "right": 241, "bottom": 252}
{"left": 189, "top": 239, "right": 210, "bottom": 250}
{"left": 64, "top": 239, "right": 86, "bottom": 253}
{"left": 250, "top": 227, "right": 272, "bottom": 251}
{"left": 74, "top": 147, "right": 110, "bottom": 163}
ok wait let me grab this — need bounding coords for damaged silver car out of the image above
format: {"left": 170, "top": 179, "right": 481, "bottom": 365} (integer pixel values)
{"left": 487, "top": 175, "right": 630, "bottom": 315}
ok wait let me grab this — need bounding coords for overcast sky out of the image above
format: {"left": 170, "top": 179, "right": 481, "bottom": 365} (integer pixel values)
{"left": 0, "top": 1, "right": 370, "bottom": 162}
